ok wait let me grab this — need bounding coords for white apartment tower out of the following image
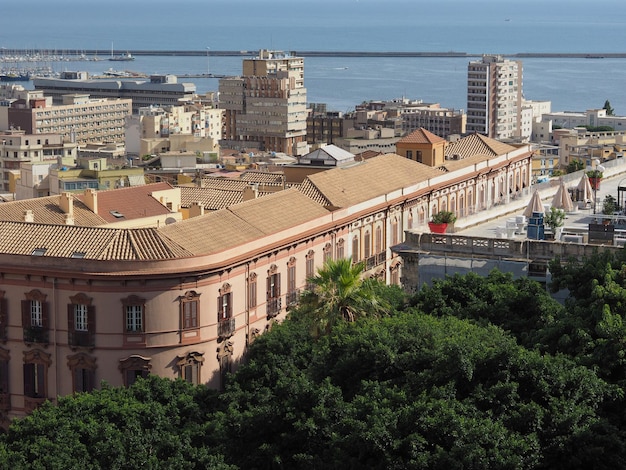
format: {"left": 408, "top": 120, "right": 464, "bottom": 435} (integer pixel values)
{"left": 467, "top": 55, "right": 523, "bottom": 140}
{"left": 219, "top": 50, "right": 308, "bottom": 155}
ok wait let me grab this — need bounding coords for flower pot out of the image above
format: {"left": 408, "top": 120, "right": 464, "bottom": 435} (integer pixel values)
{"left": 428, "top": 222, "right": 448, "bottom": 234}
{"left": 589, "top": 177, "right": 602, "bottom": 190}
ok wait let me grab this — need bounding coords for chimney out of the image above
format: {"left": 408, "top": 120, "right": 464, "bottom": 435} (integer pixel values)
{"left": 83, "top": 188, "right": 98, "bottom": 214}
{"left": 64, "top": 213, "right": 75, "bottom": 225}
{"left": 23, "top": 210, "right": 34, "bottom": 223}
{"left": 60, "top": 192, "right": 74, "bottom": 216}
{"left": 243, "top": 183, "right": 259, "bottom": 201}
{"left": 189, "top": 201, "right": 205, "bottom": 218}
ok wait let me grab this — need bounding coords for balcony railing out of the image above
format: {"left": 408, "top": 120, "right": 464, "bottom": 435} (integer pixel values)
{"left": 68, "top": 330, "right": 95, "bottom": 349}
{"left": 23, "top": 327, "right": 49, "bottom": 345}
{"left": 267, "top": 297, "right": 282, "bottom": 318}
{"left": 286, "top": 289, "right": 301, "bottom": 307}
{"left": 365, "top": 252, "right": 387, "bottom": 271}
{"left": 218, "top": 317, "right": 235, "bottom": 339}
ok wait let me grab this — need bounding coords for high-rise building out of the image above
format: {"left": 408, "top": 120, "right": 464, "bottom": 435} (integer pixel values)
{"left": 467, "top": 55, "right": 523, "bottom": 140}
{"left": 219, "top": 50, "right": 308, "bottom": 155}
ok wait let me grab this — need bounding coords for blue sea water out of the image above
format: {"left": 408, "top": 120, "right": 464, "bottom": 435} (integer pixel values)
{"left": 2, "top": 0, "right": 626, "bottom": 113}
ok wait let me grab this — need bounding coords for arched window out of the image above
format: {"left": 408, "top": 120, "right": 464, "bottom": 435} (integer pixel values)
{"left": 119, "top": 354, "right": 151, "bottom": 387}
{"left": 364, "top": 230, "right": 371, "bottom": 259}
{"left": 176, "top": 351, "right": 204, "bottom": 385}
{"left": 352, "top": 235, "right": 360, "bottom": 262}
{"left": 67, "top": 352, "right": 97, "bottom": 393}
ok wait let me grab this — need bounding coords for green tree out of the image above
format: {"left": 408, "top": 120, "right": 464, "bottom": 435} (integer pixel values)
{"left": 410, "top": 270, "right": 563, "bottom": 349}
{"left": 566, "top": 159, "right": 585, "bottom": 173}
{"left": 604, "top": 99, "right": 615, "bottom": 116}
{"left": 0, "top": 376, "right": 232, "bottom": 470}
{"left": 300, "top": 258, "right": 389, "bottom": 335}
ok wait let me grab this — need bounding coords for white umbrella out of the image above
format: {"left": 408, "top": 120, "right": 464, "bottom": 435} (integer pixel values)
{"left": 523, "top": 189, "right": 545, "bottom": 218}
{"left": 576, "top": 173, "right": 594, "bottom": 203}
{"left": 551, "top": 179, "right": 574, "bottom": 212}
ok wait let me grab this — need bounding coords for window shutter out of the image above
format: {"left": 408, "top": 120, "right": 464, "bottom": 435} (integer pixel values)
{"left": 36, "top": 364, "right": 45, "bottom": 397}
{"left": 276, "top": 274, "right": 281, "bottom": 297}
{"left": 41, "top": 302, "right": 49, "bottom": 330}
{"left": 74, "top": 368, "right": 83, "bottom": 393}
{"left": 217, "top": 296, "right": 222, "bottom": 322}
{"left": 0, "top": 360, "right": 8, "bottom": 394}
{"left": 227, "top": 293, "right": 232, "bottom": 318}
{"left": 266, "top": 276, "right": 271, "bottom": 300}
{"left": 88, "top": 305, "right": 96, "bottom": 338}
{"left": 21, "top": 300, "right": 29, "bottom": 328}
{"left": 67, "top": 304, "right": 74, "bottom": 334}
{"left": 23, "top": 363, "right": 34, "bottom": 397}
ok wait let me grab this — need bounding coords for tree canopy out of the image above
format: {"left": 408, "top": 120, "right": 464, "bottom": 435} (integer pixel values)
{"left": 3, "top": 263, "right": 626, "bottom": 468}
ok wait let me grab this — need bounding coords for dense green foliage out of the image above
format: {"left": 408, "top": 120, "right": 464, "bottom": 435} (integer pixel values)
{"left": 4, "top": 258, "right": 626, "bottom": 468}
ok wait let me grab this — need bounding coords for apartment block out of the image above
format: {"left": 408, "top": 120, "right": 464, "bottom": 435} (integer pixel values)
{"left": 467, "top": 55, "right": 523, "bottom": 140}
{"left": 7, "top": 94, "right": 131, "bottom": 145}
{"left": 0, "top": 129, "right": 78, "bottom": 194}
{"left": 219, "top": 50, "right": 308, "bottom": 155}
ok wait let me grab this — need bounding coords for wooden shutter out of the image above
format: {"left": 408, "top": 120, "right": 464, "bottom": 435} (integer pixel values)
{"left": 276, "top": 274, "right": 281, "bottom": 297}
{"left": 23, "top": 363, "right": 34, "bottom": 397}
{"left": 88, "top": 305, "right": 96, "bottom": 344}
{"left": 41, "top": 302, "right": 49, "bottom": 330}
{"left": 226, "top": 293, "right": 232, "bottom": 318}
{"left": 266, "top": 276, "right": 271, "bottom": 301}
{"left": 21, "top": 300, "right": 29, "bottom": 328}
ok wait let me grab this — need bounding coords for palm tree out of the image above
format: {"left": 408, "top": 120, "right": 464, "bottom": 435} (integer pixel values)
{"left": 302, "top": 258, "right": 388, "bottom": 335}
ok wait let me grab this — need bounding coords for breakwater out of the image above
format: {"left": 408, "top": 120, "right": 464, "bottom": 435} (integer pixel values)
{"left": 4, "top": 50, "right": 626, "bottom": 60}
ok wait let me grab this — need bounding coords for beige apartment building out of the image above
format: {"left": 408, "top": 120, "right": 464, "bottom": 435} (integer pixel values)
{"left": 219, "top": 50, "right": 308, "bottom": 155}
{"left": 0, "top": 129, "right": 78, "bottom": 194}
{"left": 125, "top": 103, "right": 223, "bottom": 158}
{"left": 467, "top": 55, "right": 523, "bottom": 140}
{"left": 7, "top": 94, "right": 131, "bottom": 145}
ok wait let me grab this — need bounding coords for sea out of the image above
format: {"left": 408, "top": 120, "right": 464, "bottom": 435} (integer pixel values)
{"left": 2, "top": 0, "right": 626, "bottom": 114}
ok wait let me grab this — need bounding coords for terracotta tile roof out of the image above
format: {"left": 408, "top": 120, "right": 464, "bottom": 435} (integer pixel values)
{"left": 445, "top": 133, "right": 517, "bottom": 160}
{"left": 159, "top": 189, "right": 329, "bottom": 255}
{"left": 201, "top": 178, "right": 250, "bottom": 191}
{"left": 0, "top": 195, "right": 106, "bottom": 226}
{"left": 299, "top": 153, "right": 441, "bottom": 208}
{"left": 0, "top": 222, "right": 191, "bottom": 260}
{"left": 397, "top": 128, "right": 446, "bottom": 145}
{"left": 180, "top": 186, "right": 244, "bottom": 210}
{"left": 78, "top": 182, "right": 173, "bottom": 223}
{"left": 240, "top": 170, "right": 285, "bottom": 184}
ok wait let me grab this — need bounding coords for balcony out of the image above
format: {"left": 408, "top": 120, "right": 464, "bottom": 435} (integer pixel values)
{"left": 68, "top": 330, "right": 95, "bottom": 349}
{"left": 365, "top": 252, "right": 387, "bottom": 271}
{"left": 286, "top": 289, "right": 301, "bottom": 308}
{"left": 23, "top": 327, "right": 49, "bottom": 346}
{"left": 267, "top": 297, "right": 282, "bottom": 319}
{"left": 218, "top": 317, "right": 235, "bottom": 339}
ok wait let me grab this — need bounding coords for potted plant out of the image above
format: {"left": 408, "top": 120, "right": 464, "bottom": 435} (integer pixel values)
{"left": 544, "top": 206, "right": 566, "bottom": 240}
{"left": 602, "top": 194, "right": 617, "bottom": 224}
{"left": 428, "top": 210, "right": 457, "bottom": 234}
{"left": 587, "top": 169, "right": 603, "bottom": 190}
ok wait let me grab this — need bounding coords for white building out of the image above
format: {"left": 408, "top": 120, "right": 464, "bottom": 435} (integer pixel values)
{"left": 467, "top": 55, "right": 523, "bottom": 140}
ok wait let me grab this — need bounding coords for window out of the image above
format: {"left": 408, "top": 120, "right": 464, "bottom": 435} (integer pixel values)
{"left": 364, "top": 230, "right": 371, "bottom": 259}
{"left": 180, "top": 291, "right": 200, "bottom": 330}
{"left": 22, "top": 290, "right": 49, "bottom": 345}
{"left": 352, "top": 235, "right": 360, "bottom": 262}
{"left": 248, "top": 273, "right": 257, "bottom": 309}
{"left": 0, "top": 291, "right": 7, "bottom": 342}
{"left": 177, "top": 352, "right": 204, "bottom": 385}
{"left": 118, "top": 355, "right": 151, "bottom": 387}
{"left": 392, "top": 217, "right": 399, "bottom": 245}
{"left": 68, "top": 293, "right": 95, "bottom": 348}
{"left": 323, "top": 243, "right": 332, "bottom": 263}
{"left": 67, "top": 352, "right": 97, "bottom": 393}
{"left": 122, "top": 295, "right": 145, "bottom": 333}
{"left": 126, "top": 305, "right": 142, "bottom": 332}
{"left": 266, "top": 265, "right": 281, "bottom": 318}
{"left": 305, "top": 251, "right": 315, "bottom": 290}
{"left": 218, "top": 284, "right": 234, "bottom": 339}
{"left": 23, "top": 349, "right": 51, "bottom": 411}
{"left": 375, "top": 226, "right": 383, "bottom": 254}
{"left": 336, "top": 238, "right": 345, "bottom": 260}
{"left": 0, "top": 348, "right": 9, "bottom": 411}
